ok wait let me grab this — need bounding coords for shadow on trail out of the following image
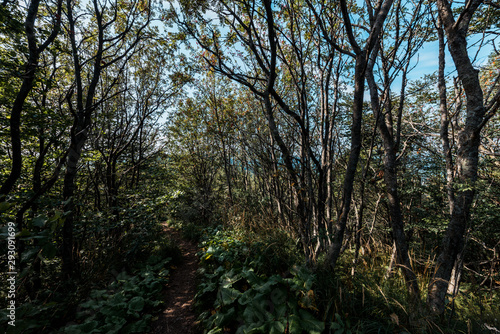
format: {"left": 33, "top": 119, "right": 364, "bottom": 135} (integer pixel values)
{"left": 149, "top": 224, "right": 199, "bottom": 334}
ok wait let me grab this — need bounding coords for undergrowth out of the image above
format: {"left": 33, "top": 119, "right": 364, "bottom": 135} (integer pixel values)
{"left": 0, "top": 194, "right": 181, "bottom": 334}
{"left": 60, "top": 256, "right": 172, "bottom": 334}
{"left": 194, "top": 225, "right": 325, "bottom": 334}
{"left": 193, "top": 224, "right": 499, "bottom": 334}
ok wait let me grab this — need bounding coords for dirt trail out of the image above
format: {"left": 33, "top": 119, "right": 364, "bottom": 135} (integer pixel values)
{"left": 149, "top": 224, "right": 199, "bottom": 334}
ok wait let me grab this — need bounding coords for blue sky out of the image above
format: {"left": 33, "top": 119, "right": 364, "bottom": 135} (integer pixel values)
{"left": 409, "top": 33, "right": 495, "bottom": 81}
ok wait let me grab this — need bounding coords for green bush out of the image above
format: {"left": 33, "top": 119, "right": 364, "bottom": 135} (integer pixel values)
{"left": 195, "top": 226, "right": 324, "bottom": 334}
{"left": 0, "top": 194, "right": 180, "bottom": 334}
{"left": 61, "top": 257, "right": 172, "bottom": 334}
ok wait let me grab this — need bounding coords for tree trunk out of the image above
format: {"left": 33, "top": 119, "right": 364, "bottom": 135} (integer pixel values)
{"left": 429, "top": 0, "right": 486, "bottom": 314}
{"left": 62, "top": 124, "right": 87, "bottom": 276}
{"left": 0, "top": 71, "right": 35, "bottom": 196}
{"left": 1, "top": 0, "right": 62, "bottom": 195}
{"left": 382, "top": 137, "right": 420, "bottom": 298}
{"left": 328, "top": 51, "right": 366, "bottom": 267}
{"left": 327, "top": 0, "right": 395, "bottom": 268}
{"left": 366, "top": 64, "right": 420, "bottom": 299}
{"left": 61, "top": 0, "right": 106, "bottom": 276}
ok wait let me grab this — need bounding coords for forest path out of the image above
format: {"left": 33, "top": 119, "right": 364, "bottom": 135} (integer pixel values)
{"left": 149, "top": 223, "right": 199, "bottom": 334}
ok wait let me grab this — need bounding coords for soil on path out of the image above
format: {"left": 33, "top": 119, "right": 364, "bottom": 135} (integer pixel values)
{"left": 150, "top": 224, "right": 199, "bottom": 334}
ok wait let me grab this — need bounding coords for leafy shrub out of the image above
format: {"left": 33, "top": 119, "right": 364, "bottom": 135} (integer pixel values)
{"left": 195, "top": 226, "right": 324, "bottom": 334}
{"left": 246, "top": 229, "right": 301, "bottom": 275}
{"left": 0, "top": 194, "right": 179, "bottom": 334}
{"left": 61, "top": 257, "right": 172, "bottom": 334}
{"left": 0, "top": 256, "right": 173, "bottom": 334}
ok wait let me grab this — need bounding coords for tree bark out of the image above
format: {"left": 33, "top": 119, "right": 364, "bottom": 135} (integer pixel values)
{"left": 366, "top": 65, "right": 420, "bottom": 299}
{"left": 429, "top": 0, "right": 486, "bottom": 314}
{"left": 328, "top": 50, "right": 367, "bottom": 267}
{"left": 61, "top": 0, "right": 104, "bottom": 276}
{"left": 0, "top": 0, "right": 62, "bottom": 196}
{"left": 61, "top": 0, "right": 150, "bottom": 276}
{"left": 327, "top": 0, "right": 395, "bottom": 268}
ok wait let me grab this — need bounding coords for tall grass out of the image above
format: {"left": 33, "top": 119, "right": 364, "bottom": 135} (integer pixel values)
{"left": 313, "top": 241, "right": 499, "bottom": 333}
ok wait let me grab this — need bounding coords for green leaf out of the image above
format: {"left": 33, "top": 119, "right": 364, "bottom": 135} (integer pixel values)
{"left": 246, "top": 322, "right": 269, "bottom": 333}
{"left": 21, "top": 247, "right": 39, "bottom": 262}
{"left": 207, "top": 327, "right": 223, "bottom": 334}
{"left": 201, "top": 282, "right": 217, "bottom": 294}
{"left": 101, "top": 316, "right": 127, "bottom": 334}
{"left": 109, "top": 292, "right": 126, "bottom": 304}
{"left": 80, "top": 300, "right": 102, "bottom": 310}
{"left": 158, "top": 268, "right": 169, "bottom": 277}
{"left": 101, "top": 304, "right": 127, "bottom": 317}
{"left": 106, "top": 316, "right": 127, "bottom": 326}
{"left": 297, "top": 309, "right": 324, "bottom": 334}
{"left": 221, "top": 269, "right": 241, "bottom": 287}
{"left": 32, "top": 215, "right": 47, "bottom": 228}
{"left": 241, "top": 267, "right": 261, "bottom": 285}
{"left": 270, "top": 286, "right": 287, "bottom": 306}
{"left": 89, "top": 289, "right": 108, "bottom": 300}
{"left": 254, "top": 275, "right": 282, "bottom": 294}
{"left": 128, "top": 296, "right": 145, "bottom": 312}
{"left": 243, "top": 303, "right": 265, "bottom": 324}
{"left": 122, "top": 316, "right": 151, "bottom": 333}
{"left": 214, "top": 307, "right": 235, "bottom": 327}
{"left": 17, "top": 228, "right": 31, "bottom": 237}
{"left": 218, "top": 287, "right": 241, "bottom": 306}
{"left": 116, "top": 271, "right": 131, "bottom": 281}
{"left": 330, "top": 321, "right": 342, "bottom": 329}
{"left": 269, "top": 320, "right": 285, "bottom": 334}
{"left": 273, "top": 303, "right": 287, "bottom": 319}
{"left": 238, "top": 289, "right": 255, "bottom": 305}
{"left": 63, "top": 320, "right": 99, "bottom": 333}
{"left": 0, "top": 201, "right": 12, "bottom": 212}
{"left": 288, "top": 314, "right": 302, "bottom": 334}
